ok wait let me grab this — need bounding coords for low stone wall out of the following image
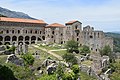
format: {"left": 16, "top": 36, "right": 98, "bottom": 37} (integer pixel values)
{"left": 80, "top": 65, "right": 102, "bottom": 80}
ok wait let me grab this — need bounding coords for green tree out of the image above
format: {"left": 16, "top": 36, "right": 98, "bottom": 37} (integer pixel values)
{"left": 109, "top": 60, "right": 120, "bottom": 80}
{"left": 66, "top": 40, "right": 79, "bottom": 53}
{"left": 80, "top": 45, "right": 90, "bottom": 55}
{"left": 99, "top": 45, "right": 112, "bottom": 56}
{"left": 0, "top": 64, "right": 17, "bottom": 80}
{"left": 62, "top": 53, "right": 77, "bottom": 65}
{"left": 72, "top": 65, "right": 80, "bottom": 74}
{"left": 5, "top": 63, "right": 35, "bottom": 80}
{"left": 62, "top": 71, "right": 75, "bottom": 80}
{"left": 38, "top": 74, "right": 56, "bottom": 80}
{"left": 21, "top": 53, "right": 35, "bottom": 66}
{"left": 56, "top": 63, "right": 64, "bottom": 79}
{"left": 71, "top": 65, "right": 80, "bottom": 80}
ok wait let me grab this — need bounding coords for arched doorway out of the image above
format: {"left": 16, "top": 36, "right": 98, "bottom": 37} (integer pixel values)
{"left": 25, "top": 36, "right": 29, "bottom": 41}
{"left": 31, "top": 36, "right": 36, "bottom": 44}
{"left": 31, "top": 36, "right": 36, "bottom": 41}
{"left": 18, "top": 36, "right": 23, "bottom": 41}
{"left": 25, "top": 42, "right": 29, "bottom": 45}
{"left": 12, "top": 36, "right": 17, "bottom": 41}
{"left": 4, "top": 42, "right": 10, "bottom": 45}
{"left": 5, "top": 36, "right": 11, "bottom": 41}
{"left": 0, "top": 36, "right": 3, "bottom": 41}
{"left": 18, "top": 42, "right": 23, "bottom": 45}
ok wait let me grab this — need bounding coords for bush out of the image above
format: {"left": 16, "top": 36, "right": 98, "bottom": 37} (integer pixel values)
{"left": 5, "top": 63, "right": 35, "bottom": 80}
{"left": 62, "top": 53, "right": 77, "bottom": 65}
{"left": 66, "top": 40, "right": 79, "bottom": 53}
{"left": 21, "top": 53, "right": 35, "bottom": 66}
{"left": 72, "top": 65, "right": 80, "bottom": 74}
{"left": 80, "top": 45, "right": 90, "bottom": 55}
{"left": 0, "top": 64, "right": 17, "bottom": 80}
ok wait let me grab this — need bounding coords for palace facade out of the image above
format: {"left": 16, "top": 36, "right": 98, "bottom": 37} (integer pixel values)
{"left": 0, "top": 17, "right": 113, "bottom": 52}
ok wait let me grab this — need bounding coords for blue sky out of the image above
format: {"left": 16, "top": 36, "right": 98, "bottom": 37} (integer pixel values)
{"left": 0, "top": 0, "right": 120, "bottom": 32}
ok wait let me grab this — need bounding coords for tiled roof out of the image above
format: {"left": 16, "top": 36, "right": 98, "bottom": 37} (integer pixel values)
{"left": 45, "top": 23, "right": 66, "bottom": 28}
{"left": 65, "top": 20, "right": 81, "bottom": 25}
{"left": 0, "top": 17, "right": 47, "bottom": 24}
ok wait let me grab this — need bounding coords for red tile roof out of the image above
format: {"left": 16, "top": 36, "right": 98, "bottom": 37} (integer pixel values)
{"left": 0, "top": 17, "right": 47, "bottom": 24}
{"left": 45, "top": 23, "right": 66, "bottom": 28}
{"left": 65, "top": 20, "right": 81, "bottom": 25}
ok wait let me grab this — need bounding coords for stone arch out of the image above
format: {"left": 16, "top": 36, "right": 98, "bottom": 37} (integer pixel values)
{"left": 4, "top": 42, "right": 10, "bottom": 45}
{"left": 52, "top": 31, "right": 54, "bottom": 34}
{"left": 25, "top": 36, "right": 30, "bottom": 41}
{"left": 31, "top": 36, "right": 36, "bottom": 44}
{"left": 18, "top": 42, "right": 23, "bottom": 45}
{"left": 38, "top": 37, "right": 42, "bottom": 41}
{"left": 12, "top": 36, "right": 17, "bottom": 41}
{"left": 42, "top": 36, "right": 45, "bottom": 40}
{"left": 31, "top": 36, "right": 36, "bottom": 41}
{"left": 25, "top": 42, "right": 29, "bottom": 45}
{"left": 90, "top": 35, "right": 93, "bottom": 38}
{"left": 12, "top": 30, "right": 14, "bottom": 34}
{"left": 5, "top": 36, "right": 11, "bottom": 41}
{"left": 18, "top": 30, "right": 20, "bottom": 34}
{"left": 0, "top": 36, "right": 3, "bottom": 41}
{"left": 18, "top": 36, "right": 23, "bottom": 41}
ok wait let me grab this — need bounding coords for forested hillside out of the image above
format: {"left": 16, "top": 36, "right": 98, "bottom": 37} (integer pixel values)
{"left": 105, "top": 32, "right": 120, "bottom": 52}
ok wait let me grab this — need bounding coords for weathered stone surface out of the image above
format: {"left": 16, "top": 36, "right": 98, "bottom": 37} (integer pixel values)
{"left": 6, "top": 54, "right": 24, "bottom": 66}
{"left": 47, "top": 63, "right": 57, "bottom": 75}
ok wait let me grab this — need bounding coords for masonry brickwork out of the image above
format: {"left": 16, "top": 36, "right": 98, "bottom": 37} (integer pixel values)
{"left": 0, "top": 17, "right": 113, "bottom": 52}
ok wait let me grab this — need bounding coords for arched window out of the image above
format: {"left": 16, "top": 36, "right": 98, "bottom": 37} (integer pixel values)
{"left": 35, "top": 30, "right": 37, "bottom": 34}
{"left": 12, "top": 36, "right": 17, "bottom": 41}
{"left": 18, "top": 30, "right": 20, "bottom": 34}
{"left": 18, "top": 36, "right": 23, "bottom": 41}
{"left": 42, "top": 36, "right": 45, "bottom": 40}
{"left": 6, "top": 30, "right": 9, "bottom": 33}
{"left": 75, "top": 25, "right": 78, "bottom": 29}
{"left": 5, "top": 36, "right": 11, "bottom": 41}
{"left": 90, "top": 35, "right": 93, "bottom": 38}
{"left": 31, "top": 36, "right": 36, "bottom": 41}
{"left": 52, "top": 31, "right": 54, "bottom": 34}
{"left": 25, "top": 36, "right": 29, "bottom": 41}
{"left": 40, "top": 31, "right": 41, "bottom": 34}
{"left": 30, "top": 30, "right": 32, "bottom": 33}
{"left": 0, "top": 36, "right": 3, "bottom": 41}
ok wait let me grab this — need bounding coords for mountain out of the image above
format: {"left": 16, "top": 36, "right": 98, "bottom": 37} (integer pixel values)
{"left": 0, "top": 14, "right": 7, "bottom": 17}
{"left": 0, "top": 7, "right": 36, "bottom": 19}
{"left": 105, "top": 32, "right": 120, "bottom": 52}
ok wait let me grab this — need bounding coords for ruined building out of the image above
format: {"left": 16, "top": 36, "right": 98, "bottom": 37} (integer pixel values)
{"left": 0, "top": 17, "right": 113, "bottom": 52}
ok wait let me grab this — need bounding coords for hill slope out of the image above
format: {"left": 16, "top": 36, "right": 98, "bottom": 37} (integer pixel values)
{"left": 105, "top": 32, "right": 120, "bottom": 52}
{"left": 0, "top": 7, "right": 35, "bottom": 19}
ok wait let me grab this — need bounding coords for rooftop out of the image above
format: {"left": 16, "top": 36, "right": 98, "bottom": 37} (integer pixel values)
{"left": 0, "top": 17, "right": 47, "bottom": 24}
{"left": 45, "top": 23, "right": 65, "bottom": 28}
{"left": 65, "top": 20, "right": 82, "bottom": 25}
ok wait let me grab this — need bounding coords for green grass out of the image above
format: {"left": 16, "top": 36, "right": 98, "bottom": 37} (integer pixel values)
{"left": 80, "top": 71, "right": 97, "bottom": 80}
{"left": 28, "top": 46, "right": 58, "bottom": 68}
{"left": 81, "top": 60, "right": 93, "bottom": 67}
{"left": 52, "top": 50, "right": 67, "bottom": 56}
{"left": 38, "top": 44, "right": 63, "bottom": 50}
{"left": 0, "top": 55, "right": 7, "bottom": 64}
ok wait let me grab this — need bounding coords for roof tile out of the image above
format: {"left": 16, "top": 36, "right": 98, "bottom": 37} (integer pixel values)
{"left": 0, "top": 17, "right": 46, "bottom": 24}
